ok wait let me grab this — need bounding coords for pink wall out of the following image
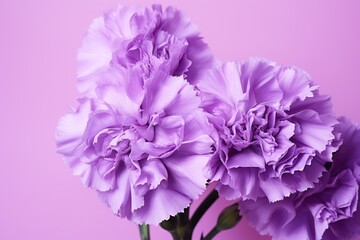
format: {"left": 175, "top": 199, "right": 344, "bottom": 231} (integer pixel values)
{"left": 1, "top": 0, "right": 360, "bottom": 239}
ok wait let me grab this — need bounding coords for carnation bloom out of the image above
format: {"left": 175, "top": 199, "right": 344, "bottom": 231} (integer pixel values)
{"left": 239, "top": 117, "right": 360, "bottom": 240}
{"left": 77, "top": 4, "right": 213, "bottom": 95}
{"left": 197, "top": 59, "right": 338, "bottom": 202}
{"left": 56, "top": 70, "right": 215, "bottom": 224}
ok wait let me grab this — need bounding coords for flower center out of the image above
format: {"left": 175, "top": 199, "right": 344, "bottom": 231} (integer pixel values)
{"left": 223, "top": 105, "right": 281, "bottom": 154}
{"left": 318, "top": 205, "right": 338, "bottom": 223}
{"left": 93, "top": 127, "right": 140, "bottom": 168}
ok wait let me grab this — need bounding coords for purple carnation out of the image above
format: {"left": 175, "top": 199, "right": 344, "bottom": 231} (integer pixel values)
{"left": 239, "top": 117, "right": 360, "bottom": 240}
{"left": 197, "top": 59, "right": 338, "bottom": 202}
{"left": 77, "top": 4, "right": 213, "bottom": 95}
{"left": 322, "top": 118, "right": 360, "bottom": 239}
{"left": 56, "top": 70, "right": 215, "bottom": 224}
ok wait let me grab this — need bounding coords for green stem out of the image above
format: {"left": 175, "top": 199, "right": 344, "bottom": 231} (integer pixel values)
{"left": 190, "top": 189, "right": 219, "bottom": 229}
{"left": 170, "top": 231, "right": 181, "bottom": 240}
{"left": 202, "top": 227, "right": 220, "bottom": 240}
{"left": 138, "top": 224, "right": 150, "bottom": 240}
{"left": 183, "top": 189, "right": 219, "bottom": 240}
{"left": 160, "top": 216, "right": 180, "bottom": 240}
{"left": 178, "top": 208, "right": 188, "bottom": 229}
{"left": 177, "top": 208, "right": 190, "bottom": 239}
{"left": 182, "top": 207, "right": 190, "bottom": 225}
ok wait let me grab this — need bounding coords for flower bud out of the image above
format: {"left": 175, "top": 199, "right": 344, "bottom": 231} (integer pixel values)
{"left": 216, "top": 203, "right": 242, "bottom": 231}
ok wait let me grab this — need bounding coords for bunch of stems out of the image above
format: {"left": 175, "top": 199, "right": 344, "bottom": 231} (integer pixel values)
{"left": 139, "top": 189, "right": 241, "bottom": 240}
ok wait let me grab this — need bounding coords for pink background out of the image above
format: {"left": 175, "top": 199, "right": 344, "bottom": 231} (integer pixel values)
{"left": 1, "top": 0, "right": 360, "bottom": 239}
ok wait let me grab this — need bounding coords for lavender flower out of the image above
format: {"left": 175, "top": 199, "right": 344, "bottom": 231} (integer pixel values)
{"left": 239, "top": 117, "right": 360, "bottom": 240}
{"left": 77, "top": 4, "right": 213, "bottom": 95}
{"left": 197, "top": 59, "right": 338, "bottom": 202}
{"left": 56, "top": 70, "right": 215, "bottom": 224}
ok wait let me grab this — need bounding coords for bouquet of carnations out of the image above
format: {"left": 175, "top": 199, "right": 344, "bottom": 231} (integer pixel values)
{"left": 56, "top": 5, "right": 360, "bottom": 240}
